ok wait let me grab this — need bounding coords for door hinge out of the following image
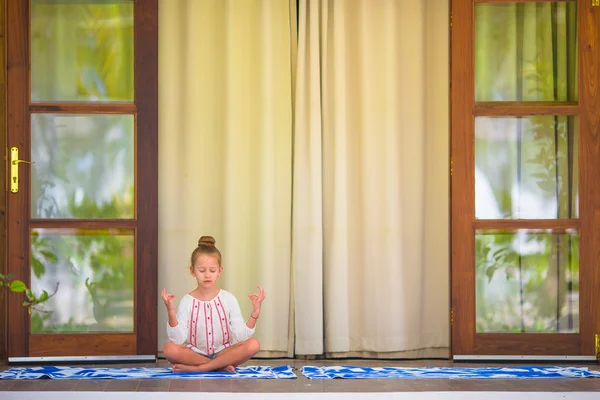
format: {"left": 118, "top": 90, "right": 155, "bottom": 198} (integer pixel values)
{"left": 450, "top": 157, "right": 453, "bottom": 176}
{"left": 450, "top": 308, "right": 454, "bottom": 326}
{"left": 450, "top": 13, "right": 452, "bottom": 28}
{"left": 595, "top": 334, "right": 599, "bottom": 360}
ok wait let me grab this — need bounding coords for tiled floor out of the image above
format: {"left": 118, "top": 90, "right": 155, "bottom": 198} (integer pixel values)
{"left": 1, "top": 358, "right": 599, "bottom": 393}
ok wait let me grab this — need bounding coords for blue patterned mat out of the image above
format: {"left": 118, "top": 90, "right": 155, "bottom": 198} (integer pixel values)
{"left": 0, "top": 365, "right": 296, "bottom": 380}
{"left": 301, "top": 366, "right": 600, "bottom": 379}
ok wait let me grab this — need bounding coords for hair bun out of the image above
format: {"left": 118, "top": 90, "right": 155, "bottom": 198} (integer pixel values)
{"left": 198, "top": 236, "right": 216, "bottom": 247}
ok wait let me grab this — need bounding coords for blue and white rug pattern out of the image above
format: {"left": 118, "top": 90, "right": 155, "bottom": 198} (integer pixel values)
{"left": 301, "top": 366, "right": 600, "bottom": 379}
{"left": 0, "top": 365, "right": 296, "bottom": 380}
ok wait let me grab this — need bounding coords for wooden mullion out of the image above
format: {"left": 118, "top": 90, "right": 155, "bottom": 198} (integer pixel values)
{"left": 134, "top": 0, "right": 158, "bottom": 356}
{"left": 473, "top": 219, "right": 580, "bottom": 231}
{"left": 6, "top": 0, "right": 30, "bottom": 358}
{"left": 29, "top": 334, "right": 136, "bottom": 357}
{"left": 29, "top": 220, "right": 138, "bottom": 230}
{"left": 29, "top": 103, "right": 136, "bottom": 114}
{"left": 474, "top": 0, "right": 576, "bottom": 3}
{"left": 578, "top": 0, "right": 600, "bottom": 358}
{"left": 473, "top": 333, "right": 580, "bottom": 355}
{"left": 474, "top": 101, "right": 578, "bottom": 116}
{"left": 0, "top": 0, "right": 6, "bottom": 363}
{"left": 451, "top": 0, "right": 475, "bottom": 356}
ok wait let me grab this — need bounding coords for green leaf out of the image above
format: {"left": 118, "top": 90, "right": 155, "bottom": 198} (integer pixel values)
{"left": 40, "top": 250, "right": 59, "bottom": 263}
{"left": 31, "top": 257, "right": 45, "bottom": 279}
{"left": 536, "top": 181, "right": 556, "bottom": 192}
{"left": 530, "top": 172, "right": 549, "bottom": 179}
{"left": 23, "top": 301, "right": 31, "bottom": 307}
{"left": 38, "top": 291, "right": 49, "bottom": 303}
{"left": 485, "top": 266, "right": 498, "bottom": 282}
{"left": 0, "top": 273, "right": 5, "bottom": 280}
{"left": 9, "top": 280, "right": 27, "bottom": 293}
{"left": 26, "top": 289, "right": 34, "bottom": 300}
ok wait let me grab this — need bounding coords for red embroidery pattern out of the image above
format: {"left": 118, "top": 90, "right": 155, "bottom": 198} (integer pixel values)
{"left": 215, "top": 297, "right": 231, "bottom": 347}
{"left": 189, "top": 298, "right": 200, "bottom": 348}
{"left": 204, "top": 302, "right": 216, "bottom": 355}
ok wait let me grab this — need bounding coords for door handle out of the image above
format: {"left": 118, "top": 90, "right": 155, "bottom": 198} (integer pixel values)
{"left": 10, "top": 147, "right": 35, "bottom": 193}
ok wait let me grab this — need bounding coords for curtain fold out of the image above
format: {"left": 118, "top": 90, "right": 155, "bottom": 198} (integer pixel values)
{"left": 293, "top": 0, "right": 449, "bottom": 356}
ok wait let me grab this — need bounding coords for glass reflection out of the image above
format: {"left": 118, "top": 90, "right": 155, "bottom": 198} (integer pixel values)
{"left": 31, "top": 114, "right": 135, "bottom": 219}
{"left": 475, "top": 229, "right": 579, "bottom": 333}
{"left": 475, "top": 116, "right": 577, "bottom": 220}
{"left": 29, "top": 228, "right": 135, "bottom": 334}
{"left": 31, "top": 0, "right": 134, "bottom": 102}
{"left": 475, "top": 2, "right": 577, "bottom": 102}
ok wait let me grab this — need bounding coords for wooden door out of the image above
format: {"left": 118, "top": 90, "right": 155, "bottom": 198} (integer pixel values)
{"left": 6, "top": 0, "right": 158, "bottom": 360}
{"left": 451, "top": 0, "right": 600, "bottom": 359}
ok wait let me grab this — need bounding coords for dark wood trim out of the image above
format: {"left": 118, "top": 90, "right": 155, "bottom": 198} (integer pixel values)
{"left": 578, "top": 0, "right": 600, "bottom": 358}
{"left": 473, "top": 219, "right": 580, "bottom": 230}
{"left": 473, "top": 333, "right": 580, "bottom": 355}
{"left": 447, "top": 0, "right": 454, "bottom": 357}
{"left": 450, "top": 0, "right": 475, "bottom": 356}
{"left": 473, "top": 102, "right": 579, "bottom": 116}
{"left": 29, "top": 220, "right": 138, "bottom": 229}
{"left": 474, "top": 0, "right": 576, "bottom": 3}
{"left": 29, "top": 334, "right": 136, "bottom": 357}
{"left": 134, "top": 0, "right": 158, "bottom": 356}
{"left": 6, "top": 0, "right": 30, "bottom": 358}
{"left": 0, "top": 0, "right": 6, "bottom": 364}
{"left": 29, "top": 103, "right": 136, "bottom": 114}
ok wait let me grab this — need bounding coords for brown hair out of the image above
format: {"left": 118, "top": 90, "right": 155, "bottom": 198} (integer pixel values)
{"left": 190, "top": 236, "right": 222, "bottom": 266}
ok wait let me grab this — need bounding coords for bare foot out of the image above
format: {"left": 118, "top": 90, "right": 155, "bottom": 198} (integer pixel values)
{"left": 172, "top": 364, "right": 201, "bottom": 372}
{"left": 216, "top": 365, "right": 236, "bottom": 373}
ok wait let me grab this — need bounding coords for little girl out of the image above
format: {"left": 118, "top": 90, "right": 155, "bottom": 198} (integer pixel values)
{"left": 161, "top": 236, "right": 266, "bottom": 372}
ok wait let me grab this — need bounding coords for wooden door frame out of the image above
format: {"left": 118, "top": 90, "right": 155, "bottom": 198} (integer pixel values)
{"left": 3, "top": 0, "right": 158, "bottom": 360}
{"left": 450, "top": 0, "right": 600, "bottom": 358}
{"left": 0, "top": 0, "right": 7, "bottom": 364}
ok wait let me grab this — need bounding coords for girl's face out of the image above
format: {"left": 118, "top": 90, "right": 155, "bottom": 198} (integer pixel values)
{"left": 190, "top": 254, "right": 222, "bottom": 289}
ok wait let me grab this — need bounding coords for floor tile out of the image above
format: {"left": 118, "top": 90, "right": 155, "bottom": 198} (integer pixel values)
{"left": 72, "top": 379, "right": 110, "bottom": 391}
{"left": 8, "top": 379, "right": 50, "bottom": 391}
{"left": 229, "top": 379, "right": 264, "bottom": 392}
{"left": 0, "top": 380, "right": 16, "bottom": 390}
{"left": 136, "top": 379, "right": 170, "bottom": 392}
{"left": 168, "top": 379, "right": 205, "bottom": 392}
{"left": 43, "top": 380, "right": 79, "bottom": 391}
{"left": 105, "top": 379, "right": 141, "bottom": 391}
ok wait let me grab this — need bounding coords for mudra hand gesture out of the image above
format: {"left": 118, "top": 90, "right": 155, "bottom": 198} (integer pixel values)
{"left": 248, "top": 286, "right": 266, "bottom": 316}
{"left": 161, "top": 288, "right": 176, "bottom": 314}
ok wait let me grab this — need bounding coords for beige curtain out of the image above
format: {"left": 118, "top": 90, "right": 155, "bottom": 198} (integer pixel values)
{"left": 158, "top": 0, "right": 294, "bottom": 357}
{"left": 158, "top": 0, "right": 449, "bottom": 358}
{"left": 293, "top": 0, "right": 449, "bottom": 357}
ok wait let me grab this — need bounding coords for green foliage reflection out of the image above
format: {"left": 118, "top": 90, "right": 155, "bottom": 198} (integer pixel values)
{"left": 31, "top": 0, "right": 134, "bottom": 102}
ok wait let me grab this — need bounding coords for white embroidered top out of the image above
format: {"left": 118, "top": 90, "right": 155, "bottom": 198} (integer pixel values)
{"left": 166, "top": 289, "right": 255, "bottom": 356}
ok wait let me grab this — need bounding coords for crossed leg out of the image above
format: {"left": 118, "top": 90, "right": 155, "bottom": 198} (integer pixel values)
{"left": 171, "top": 338, "right": 260, "bottom": 373}
{"left": 162, "top": 342, "right": 213, "bottom": 369}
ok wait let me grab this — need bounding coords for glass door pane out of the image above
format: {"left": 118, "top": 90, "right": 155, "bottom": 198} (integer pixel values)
{"left": 475, "top": 116, "right": 578, "bottom": 220}
{"left": 475, "top": 2, "right": 577, "bottom": 102}
{"left": 475, "top": 229, "right": 579, "bottom": 333}
{"left": 31, "top": 114, "right": 135, "bottom": 219}
{"left": 30, "top": 228, "right": 135, "bottom": 334}
{"left": 30, "top": 0, "right": 134, "bottom": 103}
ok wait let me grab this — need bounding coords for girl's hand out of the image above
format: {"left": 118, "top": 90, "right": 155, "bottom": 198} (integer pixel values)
{"left": 161, "top": 288, "right": 176, "bottom": 314}
{"left": 248, "top": 285, "right": 266, "bottom": 313}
